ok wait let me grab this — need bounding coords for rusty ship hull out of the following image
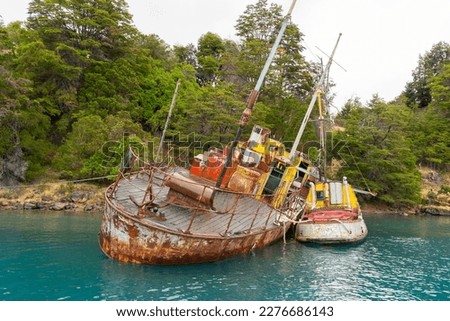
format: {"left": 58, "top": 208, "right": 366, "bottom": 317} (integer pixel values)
{"left": 99, "top": 168, "right": 292, "bottom": 265}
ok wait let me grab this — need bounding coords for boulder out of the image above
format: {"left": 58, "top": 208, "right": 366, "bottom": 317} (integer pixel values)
{"left": 71, "top": 191, "right": 88, "bottom": 203}
{"left": 36, "top": 203, "right": 49, "bottom": 210}
{"left": 23, "top": 202, "right": 37, "bottom": 210}
{"left": 51, "top": 202, "right": 67, "bottom": 211}
{"left": 64, "top": 203, "right": 75, "bottom": 210}
{"left": 84, "top": 205, "right": 94, "bottom": 212}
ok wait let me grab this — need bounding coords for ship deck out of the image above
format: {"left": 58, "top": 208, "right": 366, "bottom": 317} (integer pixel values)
{"left": 109, "top": 168, "right": 282, "bottom": 237}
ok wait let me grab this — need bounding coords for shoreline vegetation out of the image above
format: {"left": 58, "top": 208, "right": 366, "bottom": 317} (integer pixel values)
{"left": 1, "top": 167, "right": 448, "bottom": 216}
{"left": 0, "top": 1, "right": 448, "bottom": 210}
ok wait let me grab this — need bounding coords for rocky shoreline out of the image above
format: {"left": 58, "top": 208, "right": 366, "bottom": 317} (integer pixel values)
{"left": 362, "top": 204, "right": 450, "bottom": 217}
{"left": 1, "top": 181, "right": 449, "bottom": 217}
{"left": 0, "top": 182, "right": 105, "bottom": 213}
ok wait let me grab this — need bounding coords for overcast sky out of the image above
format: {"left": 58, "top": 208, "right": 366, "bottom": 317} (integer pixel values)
{"left": 1, "top": 0, "right": 449, "bottom": 110}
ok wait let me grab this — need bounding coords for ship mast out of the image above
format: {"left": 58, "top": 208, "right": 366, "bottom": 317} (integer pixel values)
{"left": 289, "top": 33, "right": 342, "bottom": 161}
{"left": 215, "top": 0, "right": 298, "bottom": 188}
{"left": 317, "top": 88, "right": 327, "bottom": 181}
{"left": 156, "top": 79, "right": 181, "bottom": 162}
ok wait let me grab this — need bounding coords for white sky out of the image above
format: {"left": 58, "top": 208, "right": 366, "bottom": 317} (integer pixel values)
{"left": 1, "top": 0, "right": 450, "bottom": 109}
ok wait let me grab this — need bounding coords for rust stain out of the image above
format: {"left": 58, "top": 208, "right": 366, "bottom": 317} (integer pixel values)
{"left": 99, "top": 168, "right": 293, "bottom": 265}
{"left": 99, "top": 196, "right": 290, "bottom": 265}
{"left": 127, "top": 224, "right": 139, "bottom": 238}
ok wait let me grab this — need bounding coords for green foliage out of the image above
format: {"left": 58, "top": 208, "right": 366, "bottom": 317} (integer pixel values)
{"left": 175, "top": 83, "right": 244, "bottom": 144}
{"left": 0, "top": 1, "right": 448, "bottom": 211}
{"left": 53, "top": 112, "right": 151, "bottom": 178}
{"left": 407, "top": 61, "right": 450, "bottom": 168}
{"left": 138, "top": 60, "right": 183, "bottom": 132}
{"left": 334, "top": 99, "right": 421, "bottom": 207}
{"left": 17, "top": 39, "right": 81, "bottom": 116}
{"left": 439, "top": 185, "right": 450, "bottom": 194}
{"left": 18, "top": 104, "right": 55, "bottom": 179}
{"left": 196, "top": 32, "right": 225, "bottom": 85}
{"left": 235, "top": 0, "right": 282, "bottom": 42}
{"left": 134, "top": 33, "right": 174, "bottom": 66}
{"left": 404, "top": 41, "right": 449, "bottom": 108}
{"left": 27, "top": 0, "right": 136, "bottom": 61}
{"left": 233, "top": 0, "right": 314, "bottom": 146}
{"left": 53, "top": 115, "right": 108, "bottom": 177}
{"left": 174, "top": 44, "right": 197, "bottom": 66}
{"left": 235, "top": 0, "right": 313, "bottom": 100}
{"left": 0, "top": 25, "right": 55, "bottom": 182}
{"left": 77, "top": 56, "right": 144, "bottom": 118}
{"left": 430, "top": 61, "right": 450, "bottom": 114}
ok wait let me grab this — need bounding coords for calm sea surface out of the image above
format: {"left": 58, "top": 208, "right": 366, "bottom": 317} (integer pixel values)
{"left": 0, "top": 211, "right": 449, "bottom": 301}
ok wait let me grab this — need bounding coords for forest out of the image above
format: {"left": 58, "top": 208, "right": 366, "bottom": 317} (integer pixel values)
{"left": 0, "top": 0, "right": 449, "bottom": 208}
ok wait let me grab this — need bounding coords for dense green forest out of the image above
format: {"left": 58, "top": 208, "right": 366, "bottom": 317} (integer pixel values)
{"left": 0, "top": 0, "right": 448, "bottom": 208}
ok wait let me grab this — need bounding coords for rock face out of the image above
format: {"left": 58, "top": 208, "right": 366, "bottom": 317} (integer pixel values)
{"left": 0, "top": 146, "right": 28, "bottom": 187}
{"left": 420, "top": 206, "right": 450, "bottom": 216}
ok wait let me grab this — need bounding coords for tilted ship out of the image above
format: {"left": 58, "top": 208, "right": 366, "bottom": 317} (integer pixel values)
{"left": 99, "top": 0, "right": 317, "bottom": 265}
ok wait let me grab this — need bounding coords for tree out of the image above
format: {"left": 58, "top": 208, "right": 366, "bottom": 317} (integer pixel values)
{"left": 409, "top": 61, "right": 450, "bottom": 167}
{"left": 27, "top": 0, "right": 136, "bottom": 61}
{"left": 430, "top": 61, "right": 450, "bottom": 115}
{"left": 235, "top": 0, "right": 282, "bottom": 42}
{"left": 53, "top": 111, "right": 151, "bottom": 178}
{"left": 0, "top": 23, "right": 55, "bottom": 183}
{"left": 175, "top": 83, "right": 244, "bottom": 145}
{"left": 404, "top": 41, "right": 450, "bottom": 108}
{"left": 196, "top": 32, "right": 225, "bottom": 86}
{"left": 0, "top": 64, "right": 29, "bottom": 185}
{"left": 23, "top": 0, "right": 138, "bottom": 124}
{"left": 234, "top": 0, "right": 312, "bottom": 99}
{"left": 174, "top": 43, "right": 197, "bottom": 67}
{"left": 235, "top": 0, "right": 282, "bottom": 86}
{"left": 134, "top": 33, "right": 175, "bottom": 67}
{"left": 76, "top": 54, "right": 148, "bottom": 119}
{"left": 402, "top": 43, "right": 450, "bottom": 168}
{"left": 219, "top": 39, "right": 243, "bottom": 87}
{"left": 334, "top": 99, "right": 421, "bottom": 207}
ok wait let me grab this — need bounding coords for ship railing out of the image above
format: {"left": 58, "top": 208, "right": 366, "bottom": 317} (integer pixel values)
{"left": 153, "top": 166, "right": 288, "bottom": 236}
{"left": 109, "top": 147, "right": 300, "bottom": 236}
{"left": 112, "top": 172, "right": 292, "bottom": 236}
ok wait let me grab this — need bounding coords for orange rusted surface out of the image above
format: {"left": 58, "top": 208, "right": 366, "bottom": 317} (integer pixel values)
{"left": 189, "top": 148, "right": 237, "bottom": 187}
{"left": 227, "top": 166, "right": 261, "bottom": 194}
{"left": 99, "top": 170, "right": 292, "bottom": 265}
{"left": 99, "top": 185, "right": 288, "bottom": 265}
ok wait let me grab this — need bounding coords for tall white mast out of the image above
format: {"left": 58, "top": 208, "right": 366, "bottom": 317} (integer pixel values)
{"left": 289, "top": 33, "right": 342, "bottom": 160}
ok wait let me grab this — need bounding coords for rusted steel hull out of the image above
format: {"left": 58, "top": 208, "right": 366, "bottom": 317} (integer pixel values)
{"left": 99, "top": 169, "right": 292, "bottom": 265}
{"left": 295, "top": 216, "right": 368, "bottom": 244}
{"left": 99, "top": 197, "right": 288, "bottom": 265}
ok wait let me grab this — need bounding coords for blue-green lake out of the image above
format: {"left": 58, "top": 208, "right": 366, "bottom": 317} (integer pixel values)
{"left": 0, "top": 211, "right": 449, "bottom": 301}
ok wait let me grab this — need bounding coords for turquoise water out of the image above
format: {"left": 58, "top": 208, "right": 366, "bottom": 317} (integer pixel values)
{"left": 0, "top": 211, "right": 449, "bottom": 301}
